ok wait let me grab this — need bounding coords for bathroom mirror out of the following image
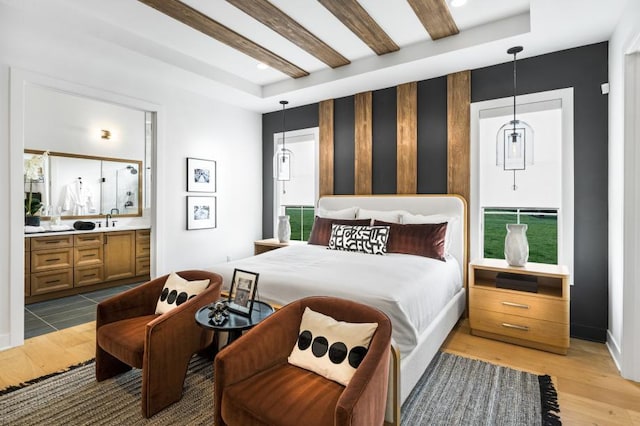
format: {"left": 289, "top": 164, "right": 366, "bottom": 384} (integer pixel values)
{"left": 24, "top": 149, "right": 143, "bottom": 219}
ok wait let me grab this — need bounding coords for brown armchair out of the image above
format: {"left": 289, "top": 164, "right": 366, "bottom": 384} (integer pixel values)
{"left": 215, "top": 296, "right": 392, "bottom": 426}
{"left": 96, "top": 270, "right": 222, "bottom": 418}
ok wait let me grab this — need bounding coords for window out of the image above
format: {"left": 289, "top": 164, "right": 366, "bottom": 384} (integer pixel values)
{"left": 273, "top": 128, "right": 319, "bottom": 241}
{"left": 471, "top": 89, "right": 573, "bottom": 278}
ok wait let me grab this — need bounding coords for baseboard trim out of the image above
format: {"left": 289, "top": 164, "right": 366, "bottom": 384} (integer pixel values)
{"left": 606, "top": 330, "right": 622, "bottom": 372}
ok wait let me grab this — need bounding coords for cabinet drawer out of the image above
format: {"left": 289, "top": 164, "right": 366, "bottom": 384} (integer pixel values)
{"left": 136, "top": 229, "right": 151, "bottom": 241}
{"left": 75, "top": 265, "right": 104, "bottom": 287}
{"left": 25, "top": 252, "right": 30, "bottom": 274}
{"left": 31, "top": 247, "right": 74, "bottom": 272}
{"left": 470, "top": 308, "right": 569, "bottom": 349}
{"left": 136, "top": 240, "right": 150, "bottom": 257}
{"left": 74, "top": 245, "right": 103, "bottom": 267}
{"left": 470, "top": 287, "right": 568, "bottom": 324}
{"left": 135, "top": 256, "right": 150, "bottom": 276}
{"left": 31, "top": 269, "right": 73, "bottom": 295}
{"left": 25, "top": 274, "right": 31, "bottom": 297}
{"left": 30, "top": 235, "right": 73, "bottom": 250}
{"left": 74, "top": 233, "right": 103, "bottom": 247}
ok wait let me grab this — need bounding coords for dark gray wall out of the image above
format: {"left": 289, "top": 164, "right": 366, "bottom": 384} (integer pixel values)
{"left": 261, "top": 42, "right": 609, "bottom": 341}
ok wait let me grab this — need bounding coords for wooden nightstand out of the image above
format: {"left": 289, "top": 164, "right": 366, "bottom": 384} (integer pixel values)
{"left": 469, "top": 259, "right": 570, "bottom": 355}
{"left": 253, "top": 238, "right": 299, "bottom": 255}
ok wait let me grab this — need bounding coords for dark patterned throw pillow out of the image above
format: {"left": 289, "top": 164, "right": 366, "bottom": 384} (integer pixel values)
{"left": 327, "top": 224, "right": 390, "bottom": 255}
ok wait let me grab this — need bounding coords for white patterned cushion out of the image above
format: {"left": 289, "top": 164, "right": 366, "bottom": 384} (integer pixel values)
{"left": 327, "top": 224, "right": 390, "bottom": 255}
{"left": 288, "top": 307, "right": 378, "bottom": 386}
{"left": 155, "top": 272, "right": 210, "bottom": 314}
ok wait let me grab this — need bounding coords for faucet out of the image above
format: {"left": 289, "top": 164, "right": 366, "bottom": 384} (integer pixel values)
{"left": 110, "top": 208, "right": 120, "bottom": 215}
{"left": 106, "top": 214, "right": 112, "bottom": 227}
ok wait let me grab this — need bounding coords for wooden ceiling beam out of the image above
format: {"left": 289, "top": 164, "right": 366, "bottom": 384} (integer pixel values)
{"left": 318, "top": 0, "right": 399, "bottom": 56}
{"left": 227, "top": 0, "right": 349, "bottom": 69}
{"left": 138, "top": 0, "right": 309, "bottom": 78}
{"left": 407, "top": 0, "right": 459, "bottom": 40}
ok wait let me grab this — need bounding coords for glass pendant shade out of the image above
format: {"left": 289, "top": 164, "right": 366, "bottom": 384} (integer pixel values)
{"left": 496, "top": 119, "right": 534, "bottom": 171}
{"left": 274, "top": 100, "right": 291, "bottom": 182}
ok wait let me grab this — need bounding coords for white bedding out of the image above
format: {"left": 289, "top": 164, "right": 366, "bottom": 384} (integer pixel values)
{"left": 208, "top": 244, "right": 462, "bottom": 355}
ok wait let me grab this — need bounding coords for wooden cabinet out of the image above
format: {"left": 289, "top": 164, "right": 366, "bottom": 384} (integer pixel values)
{"left": 254, "top": 238, "right": 299, "bottom": 255}
{"left": 25, "top": 228, "right": 151, "bottom": 302}
{"left": 29, "top": 235, "right": 74, "bottom": 296}
{"left": 104, "top": 231, "right": 136, "bottom": 282}
{"left": 135, "top": 229, "right": 151, "bottom": 276}
{"left": 469, "top": 259, "right": 570, "bottom": 355}
{"left": 74, "top": 233, "right": 104, "bottom": 287}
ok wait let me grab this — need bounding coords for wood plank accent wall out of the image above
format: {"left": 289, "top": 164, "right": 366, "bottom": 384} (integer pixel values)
{"left": 318, "top": 99, "right": 335, "bottom": 197}
{"left": 446, "top": 71, "right": 471, "bottom": 203}
{"left": 354, "top": 92, "right": 373, "bottom": 195}
{"left": 396, "top": 82, "right": 418, "bottom": 194}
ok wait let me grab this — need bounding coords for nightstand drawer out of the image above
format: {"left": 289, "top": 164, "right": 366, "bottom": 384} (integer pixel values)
{"left": 470, "top": 308, "right": 569, "bottom": 349}
{"left": 470, "top": 287, "right": 568, "bottom": 324}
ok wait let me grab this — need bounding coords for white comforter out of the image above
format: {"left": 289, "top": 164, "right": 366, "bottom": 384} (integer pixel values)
{"left": 208, "top": 244, "right": 462, "bottom": 355}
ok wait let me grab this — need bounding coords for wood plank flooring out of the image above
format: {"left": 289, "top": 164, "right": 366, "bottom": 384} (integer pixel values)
{"left": 1, "top": 319, "right": 638, "bottom": 425}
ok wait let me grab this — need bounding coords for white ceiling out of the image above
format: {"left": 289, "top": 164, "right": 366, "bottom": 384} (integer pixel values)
{"left": 4, "top": 0, "right": 628, "bottom": 112}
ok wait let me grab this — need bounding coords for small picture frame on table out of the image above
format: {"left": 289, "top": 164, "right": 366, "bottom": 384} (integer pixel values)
{"left": 187, "top": 196, "right": 216, "bottom": 230}
{"left": 228, "top": 269, "right": 259, "bottom": 317}
{"left": 187, "top": 157, "right": 216, "bottom": 192}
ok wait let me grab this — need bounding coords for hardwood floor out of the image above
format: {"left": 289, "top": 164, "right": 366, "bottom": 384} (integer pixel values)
{"left": 1, "top": 319, "right": 638, "bottom": 425}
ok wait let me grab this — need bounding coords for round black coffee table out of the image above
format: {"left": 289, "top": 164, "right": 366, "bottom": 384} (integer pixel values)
{"left": 195, "top": 300, "right": 274, "bottom": 347}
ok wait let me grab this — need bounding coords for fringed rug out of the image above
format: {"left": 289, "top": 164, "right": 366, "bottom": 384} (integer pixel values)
{"left": 0, "top": 352, "right": 560, "bottom": 425}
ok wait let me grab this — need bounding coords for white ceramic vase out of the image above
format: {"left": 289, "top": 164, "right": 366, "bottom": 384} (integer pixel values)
{"left": 277, "top": 215, "right": 291, "bottom": 243}
{"left": 504, "top": 223, "right": 529, "bottom": 266}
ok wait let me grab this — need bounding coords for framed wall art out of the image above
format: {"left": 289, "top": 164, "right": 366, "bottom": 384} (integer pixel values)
{"left": 187, "top": 196, "right": 216, "bottom": 230}
{"left": 187, "top": 157, "right": 216, "bottom": 192}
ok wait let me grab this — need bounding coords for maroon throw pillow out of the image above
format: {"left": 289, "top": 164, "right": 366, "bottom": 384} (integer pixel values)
{"left": 308, "top": 217, "right": 371, "bottom": 246}
{"left": 374, "top": 220, "right": 447, "bottom": 261}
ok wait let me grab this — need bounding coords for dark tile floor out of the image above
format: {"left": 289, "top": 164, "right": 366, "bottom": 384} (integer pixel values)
{"left": 24, "top": 283, "right": 141, "bottom": 339}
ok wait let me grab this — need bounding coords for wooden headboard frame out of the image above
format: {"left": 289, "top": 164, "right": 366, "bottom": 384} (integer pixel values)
{"left": 318, "top": 194, "right": 468, "bottom": 288}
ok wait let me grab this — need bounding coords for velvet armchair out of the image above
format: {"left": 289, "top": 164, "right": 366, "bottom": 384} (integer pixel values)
{"left": 96, "top": 270, "right": 223, "bottom": 418}
{"left": 215, "top": 296, "right": 392, "bottom": 426}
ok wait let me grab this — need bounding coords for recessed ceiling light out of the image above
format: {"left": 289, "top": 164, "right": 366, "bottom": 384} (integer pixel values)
{"left": 450, "top": 0, "right": 467, "bottom": 7}
{"left": 257, "top": 62, "right": 269, "bottom": 70}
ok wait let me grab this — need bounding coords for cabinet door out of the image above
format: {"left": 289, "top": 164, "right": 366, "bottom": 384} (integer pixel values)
{"left": 103, "top": 231, "right": 136, "bottom": 281}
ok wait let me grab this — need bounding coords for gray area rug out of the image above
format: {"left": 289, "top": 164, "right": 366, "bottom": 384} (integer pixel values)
{"left": 0, "top": 352, "right": 560, "bottom": 425}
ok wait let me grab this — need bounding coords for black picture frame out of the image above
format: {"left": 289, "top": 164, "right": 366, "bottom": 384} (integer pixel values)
{"left": 187, "top": 157, "right": 216, "bottom": 192}
{"left": 228, "top": 269, "right": 259, "bottom": 317}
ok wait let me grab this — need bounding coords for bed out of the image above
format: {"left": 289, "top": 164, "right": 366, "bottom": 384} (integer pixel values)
{"left": 209, "top": 195, "right": 467, "bottom": 425}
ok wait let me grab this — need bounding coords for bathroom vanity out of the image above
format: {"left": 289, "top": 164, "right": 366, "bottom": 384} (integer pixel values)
{"left": 25, "top": 227, "right": 151, "bottom": 303}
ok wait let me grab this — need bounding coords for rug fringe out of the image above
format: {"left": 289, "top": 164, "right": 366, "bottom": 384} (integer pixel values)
{"left": 0, "top": 358, "right": 95, "bottom": 396}
{"left": 538, "top": 374, "right": 561, "bottom": 425}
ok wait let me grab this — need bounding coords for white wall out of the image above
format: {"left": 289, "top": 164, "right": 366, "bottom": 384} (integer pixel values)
{"left": 608, "top": 0, "right": 640, "bottom": 381}
{"left": 0, "top": 2, "right": 262, "bottom": 349}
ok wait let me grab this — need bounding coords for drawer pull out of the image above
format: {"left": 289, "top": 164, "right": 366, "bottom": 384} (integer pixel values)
{"left": 501, "top": 301, "right": 530, "bottom": 309}
{"left": 84, "top": 254, "right": 96, "bottom": 257}
{"left": 83, "top": 273, "right": 97, "bottom": 278}
{"left": 45, "top": 240, "right": 61, "bottom": 244}
{"left": 45, "top": 279, "right": 61, "bottom": 284}
{"left": 501, "top": 322, "right": 529, "bottom": 331}
{"left": 45, "top": 258, "right": 61, "bottom": 262}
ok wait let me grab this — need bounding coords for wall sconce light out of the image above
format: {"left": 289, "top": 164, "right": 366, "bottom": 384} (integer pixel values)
{"left": 101, "top": 129, "right": 112, "bottom": 140}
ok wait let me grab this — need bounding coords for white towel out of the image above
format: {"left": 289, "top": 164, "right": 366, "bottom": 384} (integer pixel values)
{"left": 50, "top": 224, "right": 73, "bottom": 231}
{"left": 24, "top": 225, "right": 45, "bottom": 233}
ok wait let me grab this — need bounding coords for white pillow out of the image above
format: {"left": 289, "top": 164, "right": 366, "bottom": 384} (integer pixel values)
{"left": 356, "top": 208, "right": 406, "bottom": 224}
{"left": 288, "top": 307, "right": 378, "bottom": 386}
{"left": 316, "top": 206, "right": 358, "bottom": 219}
{"left": 155, "top": 272, "right": 210, "bottom": 314}
{"left": 328, "top": 224, "right": 390, "bottom": 255}
{"left": 401, "top": 213, "right": 458, "bottom": 253}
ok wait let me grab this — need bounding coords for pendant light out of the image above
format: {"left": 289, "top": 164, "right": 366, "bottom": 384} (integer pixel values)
{"left": 273, "top": 100, "right": 292, "bottom": 194}
{"left": 496, "top": 46, "right": 534, "bottom": 191}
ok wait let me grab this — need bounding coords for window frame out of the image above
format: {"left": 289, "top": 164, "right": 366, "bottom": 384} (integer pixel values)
{"left": 470, "top": 88, "right": 574, "bottom": 283}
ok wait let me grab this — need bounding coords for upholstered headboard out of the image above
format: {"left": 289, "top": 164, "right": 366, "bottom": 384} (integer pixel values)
{"left": 317, "top": 195, "right": 467, "bottom": 284}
